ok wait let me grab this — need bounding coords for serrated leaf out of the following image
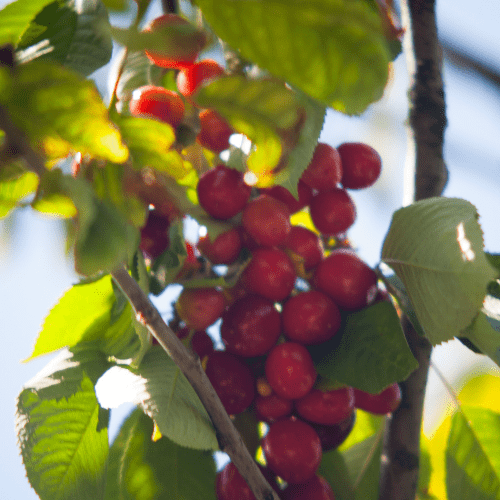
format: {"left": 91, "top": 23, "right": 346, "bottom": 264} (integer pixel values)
{"left": 16, "top": 0, "right": 112, "bottom": 77}
{"left": 196, "top": 0, "right": 391, "bottom": 114}
{"left": 16, "top": 348, "right": 110, "bottom": 500}
{"left": 313, "top": 301, "right": 418, "bottom": 393}
{"left": 462, "top": 312, "right": 500, "bottom": 367}
{"left": 382, "top": 198, "right": 496, "bottom": 346}
{"left": 96, "top": 347, "right": 218, "bottom": 450}
{"left": 105, "top": 408, "right": 217, "bottom": 500}
{"left": 1, "top": 60, "right": 128, "bottom": 162}
{"left": 446, "top": 408, "right": 500, "bottom": 500}
{"left": 0, "top": 168, "right": 38, "bottom": 217}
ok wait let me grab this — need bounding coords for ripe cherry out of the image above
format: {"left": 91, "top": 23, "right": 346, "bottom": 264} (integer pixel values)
{"left": 190, "top": 330, "right": 214, "bottom": 359}
{"left": 311, "top": 411, "right": 356, "bottom": 451}
{"left": 301, "top": 142, "right": 342, "bottom": 192}
{"left": 282, "top": 475, "right": 336, "bottom": 500}
{"left": 261, "top": 180, "right": 313, "bottom": 214}
{"left": 241, "top": 248, "right": 296, "bottom": 302}
{"left": 282, "top": 291, "right": 341, "bottom": 345}
{"left": 295, "top": 387, "right": 355, "bottom": 425}
{"left": 205, "top": 351, "right": 255, "bottom": 415}
{"left": 197, "top": 165, "right": 251, "bottom": 220}
{"left": 265, "top": 342, "right": 317, "bottom": 400}
{"left": 313, "top": 249, "right": 378, "bottom": 310}
{"left": 197, "top": 109, "right": 233, "bottom": 152}
{"left": 282, "top": 226, "right": 323, "bottom": 271}
{"left": 177, "top": 59, "right": 225, "bottom": 97}
{"left": 139, "top": 210, "right": 171, "bottom": 259}
{"left": 197, "top": 227, "right": 242, "bottom": 264}
{"left": 176, "top": 288, "right": 226, "bottom": 330}
{"left": 242, "top": 195, "right": 291, "bottom": 247}
{"left": 255, "top": 393, "right": 294, "bottom": 423}
{"left": 129, "top": 85, "right": 185, "bottom": 129}
{"left": 354, "top": 383, "right": 402, "bottom": 415}
{"left": 309, "top": 188, "right": 356, "bottom": 236}
{"left": 337, "top": 142, "right": 382, "bottom": 189}
{"left": 262, "top": 418, "right": 322, "bottom": 484}
{"left": 221, "top": 295, "right": 281, "bottom": 357}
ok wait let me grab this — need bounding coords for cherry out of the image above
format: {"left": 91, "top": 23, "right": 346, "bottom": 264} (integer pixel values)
{"left": 197, "top": 165, "right": 251, "bottom": 220}
{"left": 129, "top": 85, "right": 185, "bottom": 129}
{"left": 197, "top": 109, "right": 233, "bottom": 152}
{"left": 337, "top": 142, "right": 382, "bottom": 189}
{"left": 301, "top": 143, "right": 342, "bottom": 192}
{"left": 255, "top": 393, "right": 294, "bottom": 423}
{"left": 144, "top": 14, "right": 206, "bottom": 69}
{"left": 205, "top": 351, "right": 255, "bottom": 415}
{"left": 295, "top": 387, "right": 355, "bottom": 425}
{"left": 282, "top": 291, "right": 341, "bottom": 345}
{"left": 262, "top": 418, "right": 322, "bottom": 484}
{"left": 309, "top": 188, "right": 356, "bottom": 236}
{"left": 282, "top": 226, "right": 323, "bottom": 271}
{"left": 190, "top": 330, "right": 214, "bottom": 359}
{"left": 311, "top": 411, "right": 356, "bottom": 451}
{"left": 354, "top": 383, "right": 402, "bottom": 415}
{"left": 221, "top": 295, "right": 282, "bottom": 357}
{"left": 177, "top": 59, "right": 225, "bottom": 97}
{"left": 241, "top": 248, "right": 296, "bottom": 302}
{"left": 139, "top": 209, "right": 171, "bottom": 259}
{"left": 313, "top": 249, "right": 378, "bottom": 310}
{"left": 282, "top": 475, "right": 335, "bottom": 500}
{"left": 261, "top": 180, "right": 313, "bottom": 214}
{"left": 197, "top": 227, "right": 242, "bottom": 264}
{"left": 176, "top": 288, "right": 226, "bottom": 330}
{"left": 242, "top": 195, "right": 291, "bottom": 247}
{"left": 265, "top": 342, "right": 317, "bottom": 400}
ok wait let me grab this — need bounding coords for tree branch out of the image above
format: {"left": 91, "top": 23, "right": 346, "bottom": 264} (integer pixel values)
{"left": 378, "top": 0, "right": 447, "bottom": 499}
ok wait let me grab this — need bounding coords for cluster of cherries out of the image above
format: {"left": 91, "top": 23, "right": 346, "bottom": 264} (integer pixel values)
{"left": 132, "top": 14, "right": 402, "bottom": 500}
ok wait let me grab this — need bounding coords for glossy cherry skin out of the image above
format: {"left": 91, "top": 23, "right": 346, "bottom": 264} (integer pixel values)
{"left": 295, "top": 387, "right": 355, "bottom": 425}
{"left": 177, "top": 59, "right": 225, "bottom": 97}
{"left": 197, "top": 227, "right": 242, "bottom": 264}
{"left": 282, "top": 475, "right": 336, "bottom": 500}
{"left": 265, "top": 342, "right": 317, "bottom": 400}
{"left": 262, "top": 418, "right": 322, "bottom": 484}
{"left": 337, "top": 142, "right": 382, "bottom": 190}
{"left": 176, "top": 288, "right": 226, "bottom": 330}
{"left": 261, "top": 180, "right": 313, "bottom": 214}
{"left": 255, "top": 393, "right": 294, "bottom": 423}
{"left": 309, "top": 188, "right": 356, "bottom": 236}
{"left": 139, "top": 210, "right": 171, "bottom": 259}
{"left": 311, "top": 411, "right": 356, "bottom": 451}
{"left": 282, "top": 226, "right": 323, "bottom": 271}
{"left": 197, "top": 165, "right": 251, "bottom": 220}
{"left": 205, "top": 351, "right": 255, "bottom": 415}
{"left": 241, "top": 248, "right": 296, "bottom": 302}
{"left": 313, "top": 249, "right": 378, "bottom": 310}
{"left": 197, "top": 109, "right": 233, "bottom": 152}
{"left": 221, "top": 295, "right": 282, "bottom": 357}
{"left": 190, "top": 330, "right": 214, "bottom": 359}
{"left": 242, "top": 195, "right": 291, "bottom": 247}
{"left": 301, "top": 142, "right": 342, "bottom": 192}
{"left": 354, "top": 383, "right": 402, "bottom": 415}
{"left": 282, "top": 291, "right": 341, "bottom": 345}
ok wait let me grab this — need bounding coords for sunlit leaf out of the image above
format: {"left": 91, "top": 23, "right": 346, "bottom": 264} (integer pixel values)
{"left": 0, "top": 166, "right": 38, "bottom": 218}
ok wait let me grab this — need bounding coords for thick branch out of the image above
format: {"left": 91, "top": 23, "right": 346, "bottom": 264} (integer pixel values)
{"left": 111, "top": 267, "right": 280, "bottom": 500}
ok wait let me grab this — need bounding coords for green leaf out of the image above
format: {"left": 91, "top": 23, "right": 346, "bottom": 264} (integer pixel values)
{"left": 105, "top": 408, "right": 217, "bottom": 500}
{"left": 16, "top": 0, "right": 112, "bottom": 77}
{"left": 0, "top": 165, "right": 38, "bottom": 217}
{"left": 1, "top": 60, "right": 128, "bottom": 162}
{"left": 100, "top": 0, "right": 126, "bottom": 12}
{"left": 486, "top": 253, "right": 500, "bottom": 274}
{"left": 196, "top": 0, "right": 390, "bottom": 114}
{"left": 381, "top": 197, "right": 496, "bottom": 346}
{"left": 96, "top": 346, "right": 218, "bottom": 450}
{"left": 17, "top": 348, "right": 111, "bottom": 500}
{"left": 446, "top": 408, "right": 500, "bottom": 500}
{"left": 318, "top": 449, "right": 355, "bottom": 500}
{"left": 313, "top": 301, "right": 418, "bottom": 393}
{"left": 0, "top": 0, "right": 54, "bottom": 45}
{"left": 462, "top": 312, "right": 500, "bottom": 367}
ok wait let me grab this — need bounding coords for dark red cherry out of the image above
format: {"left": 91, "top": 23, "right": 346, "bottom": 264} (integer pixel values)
{"left": 301, "top": 142, "right": 342, "bottom": 192}
{"left": 255, "top": 393, "right": 294, "bottom": 423}
{"left": 197, "top": 227, "right": 242, "bottom": 264}
{"left": 295, "top": 387, "right": 355, "bottom": 425}
{"left": 139, "top": 210, "right": 171, "bottom": 259}
{"left": 311, "top": 411, "right": 356, "bottom": 451}
{"left": 282, "top": 475, "right": 336, "bottom": 500}
{"left": 282, "top": 226, "right": 323, "bottom": 271}
{"left": 354, "top": 383, "right": 402, "bottom": 415}
{"left": 337, "top": 142, "right": 382, "bottom": 190}
{"left": 190, "top": 330, "right": 214, "bottom": 359}
{"left": 309, "top": 188, "right": 356, "bottom": 236}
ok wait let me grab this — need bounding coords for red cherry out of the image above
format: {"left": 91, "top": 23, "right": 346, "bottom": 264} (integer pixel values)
{"left": 282, "top": 226, "right": 323, "bottom": 271}
{"left": 176, "top": 288, "right": 226, "bottom": 330}
{"left": 144, "top": 14, "right": 206, "bottom": 69}
{"left": 311, "top": 411, "right": 356, "bottom": 451}
{"left": 197, "top": 109, "right": 233, "bottom": 152}
{"left": 241, "top": 248, "right": 296, "bottom": 302}
{"left": 309, "top": 188, "right": 356, "bottom": 236}
{"left": 313, "top": 250, "right": 378, "bottom": 310}
{"left": 242, "top": 195, "right": 291, "bottom": 247}
{"left": 221, "top": 295, "right": 282, "bottom": 357}
{"left": 205, "top": 351, "right": 255, "bottom": 415}
{"left": 265, "top": 343, "right": 317, "bottom": 400}
{"left": 139, "top": 210, "right": 171, "bottom": 259}
{"left": 190, "top": 330, "right": 214, "bottom": 359}
{"left": 262, "top": 418, "right": 322, "bottom": 484}
{"left": 197, "top": 228, "right": 242, "bottom": 264}
{"left": 354, "top": 383, "right": 402, "bottom": 415}
{"left": 176, "top": 59, "right": 225, "bottom": 97}
{"left": 337, "top": 142, "right": 382, "bottom": 190}
{"left": 255, "top": 393, "right": 294, "bottom": 423}
{"left": 301, "top": 143, "right": 342, "bottom": 192}
{"left": 261, "top": 180, "right": 313, "bottom": 214}
{"left": 282, "top": 475, "right": 336, "bottom": 500}
{"left": 295, "top": 387, "right": 355, "bottom": 426}
{"left": 282, "top": 291, "right": 341, "bottom": 345}
{"left": 197, "top": 165, "right": 251, "bottom": 220}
